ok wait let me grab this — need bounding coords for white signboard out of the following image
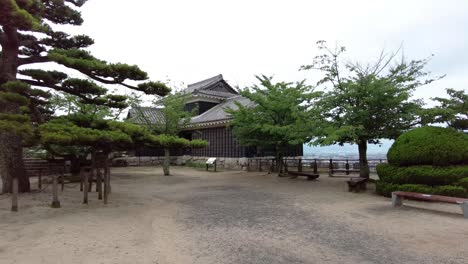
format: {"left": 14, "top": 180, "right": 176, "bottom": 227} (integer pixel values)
{"left": 206, "top": 158, "right": 217, "bottom": 165}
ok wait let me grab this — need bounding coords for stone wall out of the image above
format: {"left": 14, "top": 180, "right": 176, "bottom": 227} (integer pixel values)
{"left": 113, "top": 155, "right": 251, "bottom": 170}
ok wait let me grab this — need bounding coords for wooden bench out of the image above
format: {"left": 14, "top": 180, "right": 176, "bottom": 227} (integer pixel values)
{"left": 288, "top": 171, "right": 320, "bottom": 181}
{"left": 392, "top": 191, "right": 468, "bottom": 219}
{"left": 347, "top": 177, "right": 367, "bottom": 192}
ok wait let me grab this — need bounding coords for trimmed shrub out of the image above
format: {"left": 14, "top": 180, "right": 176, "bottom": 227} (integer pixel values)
{"left": 433, "top": 185, "right": 467, "bottom": 197}
{"left": 456, "top": 178, "right": 468, "bottom": 191}
{"left": 376, "top": 163, "right": 468, "bottom": 186}
{"left": 387, "top": 126, "right": 468, "bottom": 166}
{"left": 375, "top": 181, "right": 467, "bottom": 198}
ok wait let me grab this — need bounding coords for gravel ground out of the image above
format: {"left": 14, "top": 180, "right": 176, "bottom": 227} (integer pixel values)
{"left": 0, "top": 166, "right": 467, "bottom": 264}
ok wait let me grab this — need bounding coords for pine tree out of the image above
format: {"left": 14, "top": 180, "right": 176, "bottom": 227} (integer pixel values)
{"left": 0, "top": 1, "right": 170, "bottom": 193}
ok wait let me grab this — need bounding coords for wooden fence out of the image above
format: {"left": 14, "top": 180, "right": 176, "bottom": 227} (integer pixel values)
{"left": 23, "top": 159, "right": 66, "bottom": 190}
{"left": 247, "top": 157, "right": 387, "bottom": 176}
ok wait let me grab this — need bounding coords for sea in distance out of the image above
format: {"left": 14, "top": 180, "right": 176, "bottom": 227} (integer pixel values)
{"left": 303, "top": 139, "right": 393, "bottom": 160}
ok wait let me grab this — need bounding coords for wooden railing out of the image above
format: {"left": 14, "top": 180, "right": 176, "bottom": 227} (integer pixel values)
{"left": 247, "top": 157, "right": 387, "bottom": 175}
{"left": 23, "top": 159, "right": 66, "bottom": 190}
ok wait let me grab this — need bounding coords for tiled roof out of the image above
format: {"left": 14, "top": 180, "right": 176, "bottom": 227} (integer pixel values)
{"left": 192, "top": 89, "right": 238, "bottom": 99}
{"left": 185, "top": 74, "right": 224, "bottom": 94}
{"left": 188, "top": 96, "right": 254, "bottom": 126}
{"left": 127, "top": 96, "right": 254, "bottom": 128}
{"left": 127, "top": 107, "right": 164, "bottom": 125}
{"left": 128, "top": 75, "right": 250, "bottom": 128}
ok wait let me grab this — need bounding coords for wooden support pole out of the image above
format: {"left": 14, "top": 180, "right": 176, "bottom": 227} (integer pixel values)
{"left": 97, "top": 168, "right": 102, "bottom": 200}
{"left": 51, "top": 174, "right": 61, "bottom": 208}
{"left": 80, "top": 168, "right": 83, "bottom": 192}
{"left": 329, "top": 159, "right": 333, "bottom": 176}
{"left": 88, "top": 167, "right": 93, "bottom": 192}
{"left": 298, "top": 159, "right": 302, "bottom": 172}
{"left": 346, "top": 160, "right": 350, "bottom": 175}
{"left": 89, "top": 151, "right": 96, "bottom": 192}
{"left": 11, "top": 177, "right": 18, "bottom": 212}
{"left": 83, "top": 169, "right": 89, "bottom": 204}
{"left": 103, "top": 166, "right": 108, "bottom": 204}
{"left": 38, "top": 168, "right": 42, "bottom": 190}
{"left": 107, "top": 164, "right": 111, "bottom": 194}
{"left": 313, "top": 159, "right": 318, "bottom": 174}
{"left": 95, "top": 168, "right": 99, "bottom": 192}
{"left": 61, "top": 169, "right": 65, "bottom": 191}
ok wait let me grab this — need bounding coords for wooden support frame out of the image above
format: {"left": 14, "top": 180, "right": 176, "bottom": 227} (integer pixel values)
{"left": 51, "top": 174, "right": 61, "bottom": 208}
{"left": 11, "top": 177, "right": 18, "bottom": 212}
{"left": 82, "top": 168, "right": 89, "bottom": 204}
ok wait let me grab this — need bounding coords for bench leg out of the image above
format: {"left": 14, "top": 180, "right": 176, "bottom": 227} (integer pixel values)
{"left": 392, "top": 192, "right": 402, "bottom": 207}
{"left": 355, "top": 184, "right": 361, "bottom": 193}
{"left": 461, "top": 202, "right": 468, "bottom": 219}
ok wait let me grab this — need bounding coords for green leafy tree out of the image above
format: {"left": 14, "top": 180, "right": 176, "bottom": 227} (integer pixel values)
{"left": 227, "top": 75, "right": 320, "bottom": 176}
{"left": 425, "top": 89, "right": 467, "bottom": 131}
{"left": 133, "top": 93, "right": 207, "bottom": 176}
{"left": 0, "top": 1, "right": 170, "bottom": 193}
{"left": 301, "top": 41, "right": 440, "bottom": 178}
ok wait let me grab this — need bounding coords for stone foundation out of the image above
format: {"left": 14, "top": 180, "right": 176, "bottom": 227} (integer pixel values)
{"left": 113, "top": 155, "right": 251, "bottom": 170}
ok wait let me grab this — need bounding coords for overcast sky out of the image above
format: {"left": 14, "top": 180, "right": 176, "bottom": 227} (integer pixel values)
{"left": 64, "top": 0, "right": 467, "bottom": 105}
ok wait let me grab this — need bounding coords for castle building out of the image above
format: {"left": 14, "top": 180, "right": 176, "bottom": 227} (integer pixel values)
{"left": 127, "top": 74, "right": 303, "bottom": 158}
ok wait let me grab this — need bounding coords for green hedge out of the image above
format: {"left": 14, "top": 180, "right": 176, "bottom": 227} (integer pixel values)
{"left": 375, "top": 181, "right": 467, "bottom": 198}
{"left": 387, "top": 126, "right": 468, "bottom": 166}
{"left": 376, "top": 163, "right": 468, "bottom": 186}
{"left": 456, "top": 178, "right": 468, "bottom": 191}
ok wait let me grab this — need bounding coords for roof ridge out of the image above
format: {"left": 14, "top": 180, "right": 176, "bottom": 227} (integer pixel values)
{"left": 187, "top": 74, "right": 223, "bottom": 88}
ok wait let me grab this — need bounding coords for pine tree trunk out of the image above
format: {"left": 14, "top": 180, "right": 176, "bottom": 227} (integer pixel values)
{"left": 0, "top": 26, "right": 30, "bottom": 193}
{"left": 163, "top": 148, "right": 170, "bottom": 176}
{"left": 0, "top": 133, "right": 29, "bottom": 193}
{"left": 358, "top": 140, "right": 370, "bottom": 178}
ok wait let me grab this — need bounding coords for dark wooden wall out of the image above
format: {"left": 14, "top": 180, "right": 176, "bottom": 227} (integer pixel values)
{"left": 191, "top": 127, "right": 248, "bottom": 157}
{"left": 134, "top": 126, "right": 303, "bottom": 158}
{"left": 190, "top": 127, "right": 303, "bottom": 158}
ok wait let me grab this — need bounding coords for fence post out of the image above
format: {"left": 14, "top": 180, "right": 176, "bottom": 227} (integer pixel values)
{"left": 298, "top": 159, "right": 302, "bottom": 172}
{"left": 38, "top": 168, "right": 42, "bottom": 190}
{"left": 346, "top": 159, "right": 350, "bottom": 175}
{"left": 259, "top": 159, "right": 262, "bottom": 172}
{"left": 329, "top": 159, "right": 333, "bottom": 176}
{"left": 313, "top": 159, "right": 318, "bottom": 174}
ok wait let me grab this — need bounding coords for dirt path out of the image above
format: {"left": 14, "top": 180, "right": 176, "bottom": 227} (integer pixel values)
{"left": 0, "top": 166, "right": 467, "bottom": 264}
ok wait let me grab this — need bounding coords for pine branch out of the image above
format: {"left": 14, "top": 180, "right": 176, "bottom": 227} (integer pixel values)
{"left": 18, "top": 55, "right": 51, "bottom": 65}
{"left": 18, "top": 78, "right": 95, "bottom": 103}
